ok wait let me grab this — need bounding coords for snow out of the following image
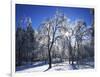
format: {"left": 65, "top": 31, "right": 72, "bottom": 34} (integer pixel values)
{"left": 16, "top": 61, "right": 94, "bottom": 73}
{"left": 46, "top": 62, "right": 73, "bottom": 72}
{"left": 17, "top": 64, "right": 49, "bottom": 73}
{"left": 16, "top": 61, "right": 71, "bottom": 73}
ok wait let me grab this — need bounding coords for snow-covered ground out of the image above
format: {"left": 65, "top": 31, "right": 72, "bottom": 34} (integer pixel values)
{"left": 16, "top": 61, "right": 94, "bottom": 73}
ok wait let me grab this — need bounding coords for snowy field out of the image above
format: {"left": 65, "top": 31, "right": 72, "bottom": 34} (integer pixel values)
{"left": 16, "top": 61, "right": 94, "bottom": 73}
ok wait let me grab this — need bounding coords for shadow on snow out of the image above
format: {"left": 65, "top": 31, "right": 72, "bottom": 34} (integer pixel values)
{"left": 16, "top": 61, "right": 48, "bottom": 71}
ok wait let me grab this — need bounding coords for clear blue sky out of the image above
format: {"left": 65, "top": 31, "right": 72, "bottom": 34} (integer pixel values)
{"left": 16, "top": 4, "right": 94, "bottom": 30}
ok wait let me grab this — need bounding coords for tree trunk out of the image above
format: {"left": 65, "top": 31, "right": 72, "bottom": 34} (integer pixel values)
{"left": 77, "top": 43, "right": 80, "bottom": 67}
{"left": 72, "top": 54, "right": 74, "bottom": 65}
{"left": 18, "top": 48, "right": 22, "bottom": 66}
{"left": 48, "top": 49, "right": 52, "bottom": 68}
{"left": 68, "top": 39, "right": 73, "bottom": 65}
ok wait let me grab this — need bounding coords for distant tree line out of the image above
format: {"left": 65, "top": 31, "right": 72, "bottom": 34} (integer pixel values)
{"left": 16, "top": 17, "right": 35, "bottom": 66}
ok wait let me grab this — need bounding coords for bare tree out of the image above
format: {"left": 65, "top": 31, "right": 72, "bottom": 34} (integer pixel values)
{"left": 38, "top": 10, "right": 69, "bottom": 68}
{"left": 73, "top": 19, "right": 94, "bottom": 65}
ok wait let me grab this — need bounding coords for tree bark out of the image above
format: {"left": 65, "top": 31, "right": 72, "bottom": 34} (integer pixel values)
{"left": 48, "top": 49, "right": 52, "bottom": 68}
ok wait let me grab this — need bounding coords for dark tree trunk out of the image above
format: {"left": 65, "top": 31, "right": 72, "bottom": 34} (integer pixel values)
{"left": 18, "top": 47, "right": 22, "bottom": 66}
{"left": 68, "top": 39, "right": 73, "bottom": 65}
{"left": 71, "top": 54, "right": 74, "bottom": 65}
{"left": 77, "top": 43, "right": 80, "bottom": 67}
{"left": 48, "top": 49, "right": 52, "bottom": 68}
